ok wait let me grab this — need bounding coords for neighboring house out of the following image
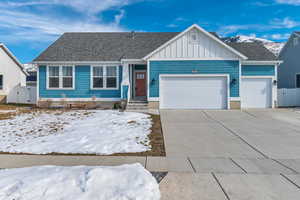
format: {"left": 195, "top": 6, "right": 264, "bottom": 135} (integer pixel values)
{"left": 0, "top": 43, "right": 27, "bottom": 103}
{"left": 33, "top": 24, "right": 281, "bottom": 109}
{"left": 278, "top": 32, "right": 300, "bottom": 89}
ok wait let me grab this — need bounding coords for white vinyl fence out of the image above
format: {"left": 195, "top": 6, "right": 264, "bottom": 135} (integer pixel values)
{"left": 278, "top": 88, "right": 300, "bottom": 107}
{"left": 7, "top": 85, "right": 37, "bottom": 104}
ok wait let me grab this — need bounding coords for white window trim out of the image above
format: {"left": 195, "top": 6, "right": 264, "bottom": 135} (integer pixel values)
{"left": 90, "top": 65, "right": 119, "bottom": 90}
{"left": 46, "top": 65, "right": 75, "bottom": 90}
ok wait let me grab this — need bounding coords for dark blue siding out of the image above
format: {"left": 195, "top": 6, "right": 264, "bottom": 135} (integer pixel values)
{"left": 242, "top": 65, "right": 275, "bottom": 76}
{"left": 39, "top": 65, "right": 122, "bottom": 98}
{"left": 149, "top": 60, "right": 240, "bottom": 98}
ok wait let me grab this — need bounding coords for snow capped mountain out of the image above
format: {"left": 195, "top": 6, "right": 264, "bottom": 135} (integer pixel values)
{"left": 23, "top": 63, "right": 37, "bottom": 72}
{"left": 223, "top": 35, "right": 285, "bottom": 56}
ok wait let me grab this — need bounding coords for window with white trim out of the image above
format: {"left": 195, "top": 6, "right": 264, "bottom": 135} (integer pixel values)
{"left": 294, "top": 37, "right": 299, "bottom": 46}
{"left": 92, "top": 66, "right": 118, "bottom": 89}
{"left": 0, "top": 75, "right": 3, "bottom": 90}
{"left": 47, "top": 66, "right": 74, "bottom": 89}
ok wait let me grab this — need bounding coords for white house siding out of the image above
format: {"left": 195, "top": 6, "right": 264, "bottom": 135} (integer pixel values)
{"left": 149, "top": 27, "right": 239, "bottom": 60}
{"left": 0, "top": 47, "right": 26, "bottom": 100}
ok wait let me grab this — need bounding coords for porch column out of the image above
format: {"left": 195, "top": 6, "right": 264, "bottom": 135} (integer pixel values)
{"left": 121, "top": 63, "right": 130, "bottom": 100}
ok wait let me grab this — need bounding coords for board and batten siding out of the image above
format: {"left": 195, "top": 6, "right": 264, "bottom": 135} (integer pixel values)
{"left": 241, "top": 65, "right": 275, "bottom": 76}
{"left": 149, "top": 60, "right": 240, "bottom": 98}
{"left": 39, "top": 65, "right": 122, "bottom": 98}
{"left": 149, "top": 28, "right": 239, "bottom": 60}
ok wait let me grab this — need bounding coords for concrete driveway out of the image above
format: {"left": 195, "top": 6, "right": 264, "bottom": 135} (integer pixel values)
{"left": 159, "top": 109, "right": 300, "bottom": 199}
{"left": 161, "top": 109, "right": 300, "bottom": 159}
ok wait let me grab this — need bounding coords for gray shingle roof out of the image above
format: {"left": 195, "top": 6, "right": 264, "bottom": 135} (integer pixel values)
{"left": 226, "top": 42, "right": 277, "bottom": 61}
{"left": 34, "top": 32, "right": 179, "bottom": 62}
{"left": 34, "top": 32, "right": 277, "bottom": 62}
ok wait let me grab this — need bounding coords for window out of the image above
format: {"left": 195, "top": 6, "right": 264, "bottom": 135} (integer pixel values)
{"left": 92, "top": 66, "right": 104, "bottom": 88}
{"left": 91, "top": 66, "right": 118, "bottom": 89}
{"left": 0, "top": 75, "right": 3, "bottom": 90}
{"left": 294, "top": 38, "right": 299, "bottom": 46}
{"left": 106, "top": 66, "right": 117, "bottom": 88}
{"left": 48, "top": 66, "right": 59, "bottom": 88}
{"left": 189, "top": 30, "right": 199, "bottom": 44}
{"left": 296, "top": 74, "right": 300, "bottom": 88}
{"left": 62, "top": 66, "right": 73, "bottom": 88}
{"left": 47, "top": 66, "right": 74, "bottom": 89}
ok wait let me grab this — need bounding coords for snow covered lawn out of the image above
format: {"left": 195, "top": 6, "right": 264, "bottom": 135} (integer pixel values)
{"left": 0, "top": 164, "right": 160, "bottom": 200}
{"left": 0, "top": 110, "right": 152, "bottom": 155}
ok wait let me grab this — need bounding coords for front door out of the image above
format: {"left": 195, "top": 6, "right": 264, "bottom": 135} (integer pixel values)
{"left": 135, "top": 71, "right": 147, "bottom": 97}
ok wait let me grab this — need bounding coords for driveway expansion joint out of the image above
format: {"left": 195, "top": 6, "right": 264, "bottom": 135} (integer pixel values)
{"left": 187, "top": 157, "right": 196, "bottom": 173}
{"left": 280, "top": 173, "right": 300, "bottom": 190}
{"left": 272, "top": 159, "right": 299, "bottom": 174}
{"left": 229, "top": 158, "right": 248, "bottom": 174}
{"left": 202, "top": 111, "right": 269, "bottom": 159}
{"left": 212, "top": 172, "right": 231, "bottom": 200}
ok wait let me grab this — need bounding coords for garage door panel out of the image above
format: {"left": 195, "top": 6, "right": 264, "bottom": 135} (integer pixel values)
{"left": 241, "top": 78, "right": 272, "bottom": 108}
{"left": 160, "top": 76, "right": 228, "bottom": 109}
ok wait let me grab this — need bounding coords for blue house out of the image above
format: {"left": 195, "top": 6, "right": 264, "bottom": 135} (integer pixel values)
{"left": 33, "top": 24, "right": 281, "bottom": 109}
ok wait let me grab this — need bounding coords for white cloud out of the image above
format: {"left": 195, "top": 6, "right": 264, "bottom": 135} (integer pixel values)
{"left": 0, "top": 0, "right": 138, "bottom": 15}
{"left": 0, "top": 0, "right": 143, "bottom": 43}
{"left": 275, "top": 0, "right": 300, "bottom": 5}
{"left": 263, "top": 33, "right": 291, "bottom": 40}
{"left": 271, "top": 17, "right": 300, "bottom": 28}
{"left": 218, "top": 17, "right": 300, "bottom": 36}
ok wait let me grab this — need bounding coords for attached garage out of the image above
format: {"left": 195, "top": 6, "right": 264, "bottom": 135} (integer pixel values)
{"left": 159, "top": 75, "right": 228, "bottom": 109}
{"left": 241, "top": 78, "right": 273, "bottom": 108}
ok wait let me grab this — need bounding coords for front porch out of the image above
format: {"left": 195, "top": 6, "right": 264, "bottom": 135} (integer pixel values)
{"left": 122, "top": 61, "right": 149, "bottom": 109}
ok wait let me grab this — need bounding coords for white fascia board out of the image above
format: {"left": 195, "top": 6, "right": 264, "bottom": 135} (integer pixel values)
{"left": 121, "top": 59, "right": 146, "bottom": 64}
{"left": 33, "top": 61, "right": 122, "bottom": 65}
{"left": 241, "top": 60, "right": 283, "bottom": 65}
{"left": 143, "top": 24, "right": 248, "bottom": 60}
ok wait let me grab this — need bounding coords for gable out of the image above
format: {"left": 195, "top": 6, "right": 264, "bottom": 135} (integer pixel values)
{"left": 146, "top": 26, "right": 245, "bottom": 60}
{"left": 0, "top": 44, "right": 27, "bottom": 76}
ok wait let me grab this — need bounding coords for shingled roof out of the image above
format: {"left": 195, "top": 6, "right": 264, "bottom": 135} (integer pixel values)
{"left": 34, "top": 32, "right": 277, "bottom": 62}
{"left": 34, "top": 32, "right": 179, "bottom": 62}
{"left": 226, "top": 42, "right": 277, "bottom": 61}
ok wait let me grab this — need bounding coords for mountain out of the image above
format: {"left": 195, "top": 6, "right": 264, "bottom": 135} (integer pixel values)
{"left": 23, "top": 63, "right": 37, "bottom": 72}
{"left": 222, "top": 35, "right": 285, "bottom": 56}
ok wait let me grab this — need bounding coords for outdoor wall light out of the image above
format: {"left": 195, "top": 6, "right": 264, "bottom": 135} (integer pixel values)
{"left": 151, "top": 78, "right": 156, "bottom": 85}
{"left": 273, "top": 80, "right": 277, "bottom": 85}
{"left": 230, "top": 78, "right": 237, "bottom": 85}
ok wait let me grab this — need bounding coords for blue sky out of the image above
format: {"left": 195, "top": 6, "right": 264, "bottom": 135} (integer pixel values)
{"left": 0, "top": 0, "right": 299, "bottom": 63}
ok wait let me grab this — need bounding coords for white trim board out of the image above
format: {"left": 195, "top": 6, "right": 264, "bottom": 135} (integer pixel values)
{"left": 143, "top": 24, "right": 248, "bottom": 60}
{"left": 39, "top": 98, "right": 121, "bottom": 102}
{"left": 242, "top": 61, "right": 282, "bottom": 65}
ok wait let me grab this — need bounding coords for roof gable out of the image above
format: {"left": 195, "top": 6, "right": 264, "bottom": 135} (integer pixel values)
{"left": 0, "top": 44, "right": 27, "bottom": 76}
{"left": 143, "top": 24, "right": 247, "bottom": 60}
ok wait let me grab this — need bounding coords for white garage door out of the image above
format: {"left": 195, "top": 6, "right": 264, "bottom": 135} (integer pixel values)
{"left": 241, "top": 78, "right": 272, "bottom": 108}
{"left": 160, "top": 76, "right": 228, "bottom": 109}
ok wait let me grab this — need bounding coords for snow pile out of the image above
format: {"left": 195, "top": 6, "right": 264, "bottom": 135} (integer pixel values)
{"left": 0, "top": 164, "right": 160, "bottom": 200}
{"left": 0, "top": 110, "right": 152, "bottom": 154}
